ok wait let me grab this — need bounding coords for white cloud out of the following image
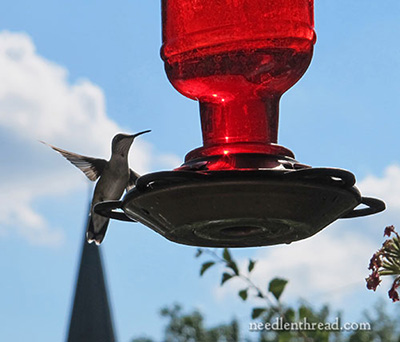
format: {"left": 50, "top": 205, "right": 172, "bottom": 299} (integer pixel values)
{"left": 0, "top": 31, "right": 119, "bottom": 154}
{"left": 358, "top": 164, "right": 400, "bottom": 210}
{"left": 0, "top": 174, "right": 71, "bottom": 246}
{"left": 0, "top": 31, "right": 179, "bottom": 246}
{"left": 213, "top": 231, "right": 376, "bottom": 305}
{"left": 255, "top": 232, "right": 374, "bottom": 297}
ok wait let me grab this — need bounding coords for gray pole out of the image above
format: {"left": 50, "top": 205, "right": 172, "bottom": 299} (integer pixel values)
{"left": 67, "top": 215, "right": 116, "bottom": 342}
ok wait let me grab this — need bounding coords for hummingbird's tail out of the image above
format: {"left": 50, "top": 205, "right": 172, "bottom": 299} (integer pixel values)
{"left": 86, "top": 213, "right": 110, "bottom": 245}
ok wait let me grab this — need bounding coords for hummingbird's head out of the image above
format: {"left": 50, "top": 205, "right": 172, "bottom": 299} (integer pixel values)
{"left": 111, "top": 130, "right": 151, "bottom": 155}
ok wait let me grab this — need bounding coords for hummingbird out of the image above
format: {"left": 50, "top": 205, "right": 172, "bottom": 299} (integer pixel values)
{"left": 42, "top": 130, "right": 151, "bottom": 245}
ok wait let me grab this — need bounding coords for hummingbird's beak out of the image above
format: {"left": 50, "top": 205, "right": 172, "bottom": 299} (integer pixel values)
{"left": 131, "top": 130, "right": 151, "bottom": 139}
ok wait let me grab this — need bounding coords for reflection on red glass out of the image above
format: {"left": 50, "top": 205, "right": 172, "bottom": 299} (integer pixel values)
{"left": 161, "top": 0, "right": 316, "bottom": 163}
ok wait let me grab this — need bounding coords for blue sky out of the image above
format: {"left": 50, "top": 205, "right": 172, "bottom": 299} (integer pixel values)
{"left": 0, "top": 1, "right": 400, "bottom": 341}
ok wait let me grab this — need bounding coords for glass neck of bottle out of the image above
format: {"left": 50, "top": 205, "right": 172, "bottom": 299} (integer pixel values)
{"left": 199, "top": 94, "right": 281, "bottom": 147}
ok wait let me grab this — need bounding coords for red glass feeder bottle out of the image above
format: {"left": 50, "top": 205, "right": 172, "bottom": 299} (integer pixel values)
{"left": 162, "top": 0, "right": 315, "bottom": 168}
{"left": 95, "top": 0, "right": 385, "bottom": 247}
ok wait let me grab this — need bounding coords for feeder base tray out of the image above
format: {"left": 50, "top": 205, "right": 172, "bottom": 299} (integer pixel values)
{"left": 94, "top": 168, "right": 385, "bottom": 247}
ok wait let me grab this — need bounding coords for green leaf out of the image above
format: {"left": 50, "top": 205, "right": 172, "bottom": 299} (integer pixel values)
{"left": 285, "top": 308, "right": 295, "bottom": 322}
{"left": 221, "top": 272, "right": 234, "bottom": 285}
{"left": 299, "top": 305, "right": 312, "bottom": 319}
{"left": 238, "top": 289, "right": 248, "bottom": 301}
{"left": 393, "top": 237, "right": 400, "bottom": 250}
{"left": 248, "top": 259, "right": 256, "bottom": 273}
{"left": 227, "top": 261, "right": 239, "bottom": 275}
{"left": 251, "top": 307, "right": 267, "bottom": 319}
{"left": 222, "top": 248, "right": 232, "bottom": 262}
{"left": 195, "top": 249, "right": 203, "bottom": 258}
{"left": 268, "top": 278, "right": 288, "bottom": 301}
{"left": 200, "top": 261, "right": 215, "bottom": 276}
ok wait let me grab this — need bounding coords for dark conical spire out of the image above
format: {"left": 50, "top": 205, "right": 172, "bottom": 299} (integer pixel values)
{"left": 67, "top": 217, "right": 116, "bottom": 342}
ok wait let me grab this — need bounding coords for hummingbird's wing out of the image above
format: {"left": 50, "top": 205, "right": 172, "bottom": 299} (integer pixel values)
{"left": 126, "top": 169, "right": 140, "bottom": 191}
{"left": 42, "top": 142, "right": 107, "bottom": 181}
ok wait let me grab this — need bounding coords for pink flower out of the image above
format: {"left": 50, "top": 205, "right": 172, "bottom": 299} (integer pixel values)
{"left": 384, "top": 225, "right": 395, "bottom": 237}
{"left": 383, "top": 240, "right": 394, "bottom": 249}
{"left": 367, "top": 225, "right": 400, "bottom": 302}
{"left": 366, "top": 270, "right": 381, "bottom": 291}
{"left": 388, "top": 279, "right": 400, "bottom": 303}
{"left": 368, "top": 252, "right": 382, "bottom": 270}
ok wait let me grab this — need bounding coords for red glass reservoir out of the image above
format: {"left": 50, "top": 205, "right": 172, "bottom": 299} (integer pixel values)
{"left": 161, "top": 0, "right": 316, "bottom": 167}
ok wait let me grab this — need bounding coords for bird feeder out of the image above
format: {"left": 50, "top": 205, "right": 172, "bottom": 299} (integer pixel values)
{"left": 95, "top": 0, "right": 385, "bottom": 247}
